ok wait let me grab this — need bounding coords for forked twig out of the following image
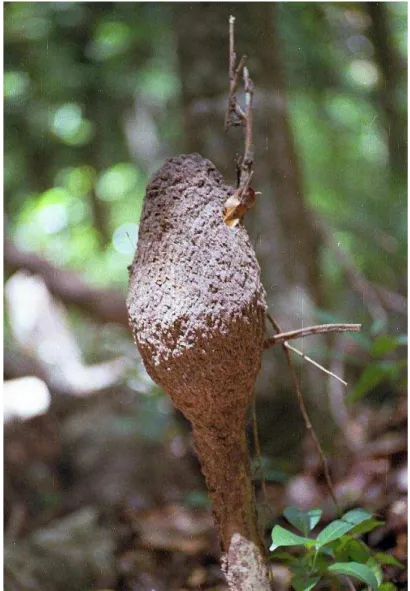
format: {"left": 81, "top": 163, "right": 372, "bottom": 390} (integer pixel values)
{"left": 267, "top": 312, "right": 341, "bottom": 514}
{"left": 265, "top": 322, "right": 361, "bottom": 385}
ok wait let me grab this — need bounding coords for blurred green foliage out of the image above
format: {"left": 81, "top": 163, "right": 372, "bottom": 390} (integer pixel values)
{"left": 4, "top": 3, "right": 407, "bottom": 400}
{"left": 5, "top": 2, "right": 180, "bottom": 288}
{"left": 5, "top": 2, "right": 406, "bottom": 289}
{"left": 277, "top": 3, "right": 407, "bottom": 297}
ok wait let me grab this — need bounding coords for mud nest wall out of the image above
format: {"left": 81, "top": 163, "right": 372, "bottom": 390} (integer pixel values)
{"left": 127, "top": 153, "right": 267, "bottom": 552}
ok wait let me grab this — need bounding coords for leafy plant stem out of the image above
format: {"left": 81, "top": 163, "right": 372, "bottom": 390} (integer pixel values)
{"left": 310, "top": 548, "right": 319, "bottom": 574}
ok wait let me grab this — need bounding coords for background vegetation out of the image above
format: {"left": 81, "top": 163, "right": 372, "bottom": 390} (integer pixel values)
{"left": 4, "top": 3, "right": 407, "bottom": 590}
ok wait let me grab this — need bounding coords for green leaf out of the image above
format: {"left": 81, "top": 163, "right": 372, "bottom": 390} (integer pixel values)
{"left": 270, "top": 525, "right": 312, "bottom": 551}
{"left": 269, "top": 550, "right": 298, "bottom": 563}
{"left": 372, "top": 335, "right": 400, "bottom": 356}
{"left": 328, "top": 562, "right": 379, "bottom": 590}
{"left": 374, "top": 552, "right": 405, "bottom": 568}
{"left": 318, "top": 545, "right": 335, "bottom": 558}
{"left": 341, "top": 508, "right": 373, "bottom": 525}
{"left": 283, "top": 507, "right": 322, "bottom": 536}
{"left": 316, "top": 520, "right": 356, "bottom": 548}
{"left": 348, "top": 365, "right": 388, "bottom": 403}
{"left": 378, "top": 584, "right": 399, "bottom": 591}
{"left": 348, "top": 361, "right": 407, "bottom": 403}
{"left": 349, "top": 519, "right": 384, "bottom": 537}
{"left": 312, "top": 552, "right": 332, "bottom": 572}
{"left": 367, "top": 557, "right": 383, "bottom": 586}
{"left": 342, "top": 537, "right": 371, "bottom": 563}
{"left": 291, "top": 575, "right": 321, "bottom": 591}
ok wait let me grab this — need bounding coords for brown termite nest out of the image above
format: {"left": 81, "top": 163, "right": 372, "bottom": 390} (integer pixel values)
{"left": 127, "top": 153, "right": 267, "bottom": 556}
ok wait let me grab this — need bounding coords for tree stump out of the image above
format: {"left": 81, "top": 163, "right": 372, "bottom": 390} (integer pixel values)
{"left": 127, "top": 153, "right": 270, "bottom": 588}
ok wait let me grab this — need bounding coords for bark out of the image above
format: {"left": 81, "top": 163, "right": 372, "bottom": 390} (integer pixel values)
{"left": 4, "top": 238, "right": 128, "bottom": 327}
{"left": 173, "top": 3, "right": 323, "bottom": 399}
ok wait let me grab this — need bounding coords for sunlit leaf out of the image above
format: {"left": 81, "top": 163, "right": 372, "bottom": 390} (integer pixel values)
{"left": 270, "top": 525, "right": 312, "bottom": 551}
{"left": 341, "top": 508, "right": 373, "bottom": 525}
{"left": 316, "top": 520, "right": 356, "bottom": 548}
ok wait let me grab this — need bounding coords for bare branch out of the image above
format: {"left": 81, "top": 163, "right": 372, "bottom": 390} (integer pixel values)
{"left": 267, "top": 313, "right": 341, "bottom": 514}
{"left": 242, "top": 66, "right": 254, "bottom": 169}
{"left": 264, "top": 323, "right": 361, "bottom": 348}
{"left": 225, "top": 16, "right": 247, "bottom": 130}
{"left": 285, "top": 343, "right": 348, "bottom": 387}
{"left": 4, "top": 238, "right": 128, "bottom": 327}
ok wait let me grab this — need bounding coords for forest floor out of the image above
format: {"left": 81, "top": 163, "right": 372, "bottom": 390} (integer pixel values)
{"left": 4, "top": 382, "right": 407, "bottom": 591}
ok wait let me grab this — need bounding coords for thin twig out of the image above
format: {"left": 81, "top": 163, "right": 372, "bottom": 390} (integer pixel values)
{"left": 242, "top": 66, "right": 254, "bottom": 171}
{"left": 285, "top": 343, "right": 348, "bottom": 387}
{"left": 267, "top": 312, "right": 341, "bottom": 515}
{"left": 225, "top": 16, "right": 247, "bottom": 130}
{"left": 264, "top": 323, "right": 361, "bottom": 348}
{"left": 224, "top": 15, "right": 256, "bottom": 226}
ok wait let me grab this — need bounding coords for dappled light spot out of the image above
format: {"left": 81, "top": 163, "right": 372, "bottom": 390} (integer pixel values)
{"left": 4, "top": 377, "right": 51, "bottom": 422}
{"left": 52, "top": 103, "right": 94, "bottom": 146}
{"left": 87, "top": 21, "right": 133, "bottom": 61}
{"left": 4, "top": 71, "right": 30, "bottom": 102}
{"left": 348, "top": 59, "right": 379, "bottom": 88}
{"left": 38, "top": 203, "right": 68, "bottom": 234}
{"left": 96, "top": 163, "right": 140, "bottom": 202}
{"left": 112, "top": 223, "right": 138, "bottom": 254}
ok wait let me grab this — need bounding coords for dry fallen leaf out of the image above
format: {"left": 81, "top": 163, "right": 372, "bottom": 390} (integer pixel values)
{"left": 223, "top": 188, "right": 258, "bottom": 227}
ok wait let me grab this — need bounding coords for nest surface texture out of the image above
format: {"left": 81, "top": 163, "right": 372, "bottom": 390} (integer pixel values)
{"left": 127, "top": 153, "right": 267, "bottom": 430}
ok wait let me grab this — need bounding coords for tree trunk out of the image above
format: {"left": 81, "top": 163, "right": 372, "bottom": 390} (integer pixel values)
{"left": 366, "top": 2, "right": 407, "bottom": 175}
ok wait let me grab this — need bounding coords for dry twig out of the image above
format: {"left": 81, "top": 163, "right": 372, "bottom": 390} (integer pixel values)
{"left": 267, "top": 313, "right": 341, "bottom": 514}
{"left": 264, "top": 323, "right": 361, "bottom": 348}
{"left": 223, "top": 16, "right": 257, "bottom": 227}
{"left": 265, "top": 323, "right": 362, "bottom": 386}
{"left": 285, "top": 343, "right": 348, "bottom": 387}
{"left": 224, "top": 15, "right": 349, "bottom": 515}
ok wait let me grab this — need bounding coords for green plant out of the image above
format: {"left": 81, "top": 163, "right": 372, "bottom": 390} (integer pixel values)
{"left": 348, "top": 329, "right": 407, "bottom": 404}
{"left": 270, "top": 507, "right": 403, "bottom": 590}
